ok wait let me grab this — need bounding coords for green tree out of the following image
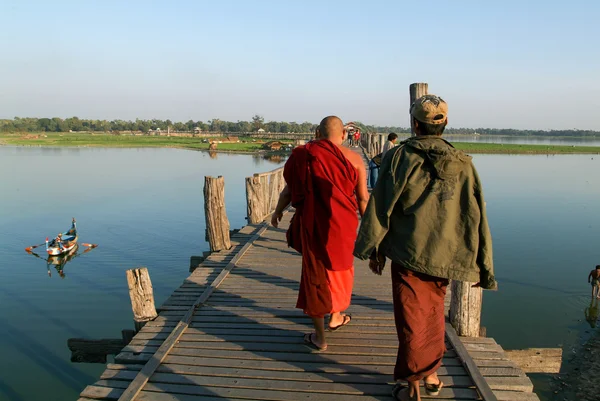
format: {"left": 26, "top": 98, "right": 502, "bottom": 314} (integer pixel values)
{"left": 252, "top": 115, "right": 264, "bottom": 131}
{"left": 279, "top": 122, "right": 290, "bottom": 133}
{"left": 235, "top": 120, "right": 251, "bottom": 132}
{"left": 66, "top": 117, "right": 83, "bottom": 131}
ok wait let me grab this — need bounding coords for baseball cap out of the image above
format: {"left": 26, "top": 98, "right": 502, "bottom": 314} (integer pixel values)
{"left": 410, "top": 94, "right": 448, "bottom": 125}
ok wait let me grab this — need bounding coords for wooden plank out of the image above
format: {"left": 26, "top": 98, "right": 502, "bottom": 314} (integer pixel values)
{"left": 136, "top": 327, "right": 401, "bottom": 340}
{"left": 159, "top": 347, "right": 453, "bottom": 364}
{"left": 478, "top": 367, "right": 526, "bottom": 377}
{"left": 105, "top": 362, "right": 470, "bottom": 378}
{"left": 485, "top": 376, "right": 534, "bottom": 392}
{"left": 494, "top": 391, "right": 540, "bottom": 401}
{"left": 187, "top": 322, "right": 397, "bottom": 333}
{"left": 446, "top": 322, "right": 498, "bottom": 401}
{"left": 123, "top": 341, "right": 456, "bottom": 357}
{"left": 116, "top": 222, "right": 273, "bottom": 401}
{"left": 85, "top": 380, "right": 480, "bottom": 400}
{"left": 504, "top": 348, "right": 562, "bottom": 374}
{"left": 132, "top": 334, "right": 400, "bottom": 348}
{"left": 188, "top": 316, "right": 395, "bottom": 326}
{"left": 115, "top": 351, "right": 464, "bottom": 368}
{"left": 104, "top": 370, "right": 475, "bottom": 395}
{"left": 463, "top": 342, "right": 504, "bottom": 353}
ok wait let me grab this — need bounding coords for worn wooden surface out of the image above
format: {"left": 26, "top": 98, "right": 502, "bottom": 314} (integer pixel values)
{"left": 409, "top": 82, "right": 428, "bottom": 136}
{"left": 246, "top": 167, "right": 285, "bottom": 224}
{"left": 79, "top": 149, "right": 540, "bottom": 401}
{"left": 450, "top": 280, "right": 483, "bottom": 337}
{"left": 204, "top": 176, "right": 231, "bottom": 252}
{"left": 505, "top": 348, "right": 562, "bottom": 373}
{"left": 126, "top": 268, "right": 158, "bottom": 325}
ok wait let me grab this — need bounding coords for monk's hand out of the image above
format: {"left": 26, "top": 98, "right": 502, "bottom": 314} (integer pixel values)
{"left": 369, "top": 252, "right": 386, "bottom": 275}
{"left": 271, "top": 211, "right": 283, "bottom": 228}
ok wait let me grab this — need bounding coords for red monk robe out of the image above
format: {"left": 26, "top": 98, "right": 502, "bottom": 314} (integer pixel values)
{"left": 284, "top": 139, "right": 358, "bottom": 318}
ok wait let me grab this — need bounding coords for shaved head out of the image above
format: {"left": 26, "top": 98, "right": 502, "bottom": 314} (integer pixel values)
{"left": 317, "top": 116, "right": 345, "bottom": 144}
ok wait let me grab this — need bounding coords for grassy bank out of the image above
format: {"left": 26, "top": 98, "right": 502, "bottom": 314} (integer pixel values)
{"left": 1, "top": 132, "right": 600, "bottom": 154}
{"left": 0, "top": 132, "right": 278, "bottom": 152}
{"left": 453, "top": 142, "right": 600, "bottom": 154}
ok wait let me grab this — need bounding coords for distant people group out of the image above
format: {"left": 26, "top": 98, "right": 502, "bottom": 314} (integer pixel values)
{"left": 272, "top": 94, "right": 497, "bottom": 401}
{"left": 347, "top": 129, "right": 361, "bottom": 147}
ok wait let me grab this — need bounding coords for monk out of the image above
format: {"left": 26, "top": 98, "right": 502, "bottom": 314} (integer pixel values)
{"left": 271, "top": 116, "right": 369, "bottom": 351}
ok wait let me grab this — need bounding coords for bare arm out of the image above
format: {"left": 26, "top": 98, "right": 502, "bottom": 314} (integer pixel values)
{"left": 589, "top": 271, "right": 593, "bottom": 283}
{"left": 271, "top": 185, "right": 291, "bottom": 228}
{"left": 354, "top": 157, "right": 369, "bottom": 217}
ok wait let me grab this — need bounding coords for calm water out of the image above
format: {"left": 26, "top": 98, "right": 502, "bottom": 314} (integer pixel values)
{"left": 1, "top": 147, "right": 599, "bottom": 401}
{"left": 397, "top": 134, "right": 600, "bottom": 147}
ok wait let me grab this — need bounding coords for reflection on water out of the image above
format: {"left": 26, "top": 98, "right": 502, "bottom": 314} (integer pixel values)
{"left": 252, "top": 153, "right": 289, "bottom": 166}
{"left": 208, "top": 150, "right": 217, "bottom": 159}
{"left": 27, "top": 244, "right": 97, "bottom": 278}
{"left": 585, "top": 298, "right": 600, "bottom": 328}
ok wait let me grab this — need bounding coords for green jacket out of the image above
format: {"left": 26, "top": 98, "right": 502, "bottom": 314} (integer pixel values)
{"left": 354, "top": 136, "right": 497, "bottom": 289}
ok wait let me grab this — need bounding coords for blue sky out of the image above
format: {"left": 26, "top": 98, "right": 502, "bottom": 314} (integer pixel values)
{"left": 1, "top": 0, "right": 598, "bottom": 129}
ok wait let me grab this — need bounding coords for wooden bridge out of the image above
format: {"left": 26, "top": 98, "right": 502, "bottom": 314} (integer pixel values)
{"left": 77, "top": 140, "right": 543, "bottom": 401}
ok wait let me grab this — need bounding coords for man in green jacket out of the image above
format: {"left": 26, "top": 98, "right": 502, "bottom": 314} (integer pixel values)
{"left": 354, "top": 94, "right": 497, "bottom": 401}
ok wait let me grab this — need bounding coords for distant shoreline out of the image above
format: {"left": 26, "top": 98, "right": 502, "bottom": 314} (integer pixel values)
{"left": 1, "top": 133, "right": 599, "bottom": 155}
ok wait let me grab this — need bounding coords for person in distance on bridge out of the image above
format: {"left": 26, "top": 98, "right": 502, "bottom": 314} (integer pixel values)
{"left": 271, "top": 116, "right": 369, "bottom": 351}
{"left": 382, "top": 132, "right": 399, "bottom": 160}
{"left": 354, "top": 95, "right": 497, "bottom": 401}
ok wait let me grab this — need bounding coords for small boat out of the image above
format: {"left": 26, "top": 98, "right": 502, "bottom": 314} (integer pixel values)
{"left": 28, "top": 242, "right": 97, "bottom": 278}
{"left": 46, "top": 218, "right": 78, "bottom": 256}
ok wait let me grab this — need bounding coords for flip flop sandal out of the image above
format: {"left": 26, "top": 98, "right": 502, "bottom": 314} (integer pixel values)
{"left": 327, "top": 314, "right": 352, "bottom": 331}
{"left": 303, "top": 333, "right": 327, "bottom": 352}
{"left": 392, "top": 383, "right": 417, "bottom": 401}
{"left": 424, "top": 380, "right": 444, "bottom": 396}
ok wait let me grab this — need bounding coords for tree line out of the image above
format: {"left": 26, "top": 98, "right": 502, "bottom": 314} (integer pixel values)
{"left": 0, "top": 116, "right": 598, "bottom": 137}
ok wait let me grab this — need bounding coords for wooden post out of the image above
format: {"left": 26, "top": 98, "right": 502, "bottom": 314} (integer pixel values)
{"left": 246, "top": 174, "right": 264, "bottom": 224}
{"left": 126, "top": 267, "right": 158, "bottom": 332}
{"left": 204, "top": 176, "right": 231, "bottom": 251}
{"left": 246, "top": 168, "right": 284, "bottom": 224}
{"left": 260, "top": 175, "right": 269, "bottom": 217}
{"left": 409, "top": 82, "right": 428, "bottom": 136}
{"left": 277, "top": 169, "right": 285, "bottom": 195}
{"left": 449, "top": 280, "right": 482, "bottom": 337}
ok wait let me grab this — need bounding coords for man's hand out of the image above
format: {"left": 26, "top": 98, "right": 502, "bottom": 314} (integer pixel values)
{"left": 369, "top": 252, "right": 386, "bottom": 275}
{"left": 271, "top": 211, "right": 283, "bottom": 228}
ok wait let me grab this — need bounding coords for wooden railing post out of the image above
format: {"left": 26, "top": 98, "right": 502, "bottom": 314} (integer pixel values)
{"left": 409, "top": 82, "right": 428, "bottom": 136}
{"left": 245, "top": 167, "right": 285, "bottom": 224}
{"left": 246, "top": 174, "right": 263, "bottom": 224}
{"left": 126, "top": 267, "right": 158, "bottom": 332}
{"left": 204, "top": 176, "right": 231, "bottom": 252}
{"left": 379, "top": 134, "right": 386, "bottom": 154}
{"left": 449, "top": 281, "right": 482, "bottom": 337}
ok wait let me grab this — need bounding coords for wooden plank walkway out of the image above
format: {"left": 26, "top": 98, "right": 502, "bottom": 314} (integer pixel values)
{"left": 78, "top": 146, "right": 539, "bottom": 401}
{"left": 78, "top": 212, "right": 539, "bottom": 401}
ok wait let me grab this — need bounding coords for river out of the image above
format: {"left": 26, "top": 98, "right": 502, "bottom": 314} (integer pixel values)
{"left": 401, "top": 134, "right": 600, "bottom": 147}
{"left": 0, "top": 146, "right": 598, "bottom": 401}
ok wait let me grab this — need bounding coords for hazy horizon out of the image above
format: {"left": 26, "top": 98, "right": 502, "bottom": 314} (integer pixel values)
{"left": 1, "top": 0, "right": 598, "bottom": 131}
